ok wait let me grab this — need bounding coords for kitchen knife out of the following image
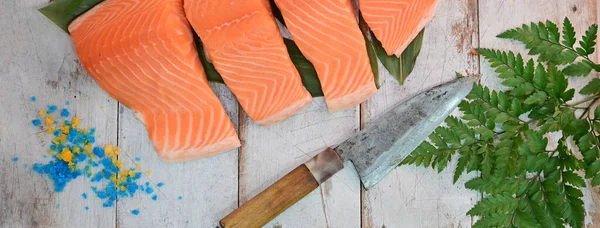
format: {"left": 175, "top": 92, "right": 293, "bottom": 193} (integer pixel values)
{"left": 219, "top": 76, "right": 476, "bottom": 228}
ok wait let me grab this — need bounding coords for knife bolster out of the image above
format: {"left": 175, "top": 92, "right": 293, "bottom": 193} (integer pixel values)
{"left": 304, "top": 148, "right": 344, "bottom": 184}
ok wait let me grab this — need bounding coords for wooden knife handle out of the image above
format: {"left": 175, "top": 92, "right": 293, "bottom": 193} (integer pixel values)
{"left": 219, "top": 148, "right": 344, "bottom": 228}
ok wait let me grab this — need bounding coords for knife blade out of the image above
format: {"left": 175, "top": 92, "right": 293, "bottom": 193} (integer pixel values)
{"left": 219, "top": 76, "right": 476, "bottom": 228}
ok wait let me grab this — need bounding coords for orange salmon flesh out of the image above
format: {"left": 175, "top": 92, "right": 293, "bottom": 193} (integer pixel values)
{"left": 69, "top": 0, "right": 241, "bottom": 162}
{"left": 184, "top": 0, "right": 313, "bottom": 126}
{"left": 275, "top": 0, "right": 377, "bottom": 112}
{"left": 360, "top": 0, "right": 438, "bottom": 56}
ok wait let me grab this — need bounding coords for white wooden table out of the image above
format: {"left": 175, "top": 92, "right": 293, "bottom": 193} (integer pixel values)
{"left": 1, "top": 0, "right": 599, "bottom": 227}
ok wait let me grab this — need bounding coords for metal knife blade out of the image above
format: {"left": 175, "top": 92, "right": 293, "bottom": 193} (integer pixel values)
{"left": 334, "top": 76, "right": 476, "bottom": 189}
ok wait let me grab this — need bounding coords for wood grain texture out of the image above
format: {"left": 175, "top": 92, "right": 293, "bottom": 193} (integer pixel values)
{"left": 239, "top": 99, "right": 361, "bottom": 228}
{"left": 116, "top": 83, "right": 239, "bottom": 228}
{"left": 0, "top": 0, "right": 117, "bottom": 227}
{"left": 4, "top": 1, "right": 600, "bottom": 228}
{"left": 361, "top": 0, "right": 480, "bottom": 227}
{"left": 478, "top": 1, "right": 599, "bottom": 227}
{"left": 221, "top": 164, "right": 319, "bottom": 228}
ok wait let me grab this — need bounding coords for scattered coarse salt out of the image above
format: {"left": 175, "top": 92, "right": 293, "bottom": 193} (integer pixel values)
{"left": 30, "top": 101, "right": 169, "bottom": 210}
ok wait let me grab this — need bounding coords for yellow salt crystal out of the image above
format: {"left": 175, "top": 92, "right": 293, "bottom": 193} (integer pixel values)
{"left": 135, "top": 164, "right": 141, "bottom": 170}
{"left": 128, "top": 170, "right": 135, "bottom": 177}
{"left": 87, "top": 169, "right": 92, "bottom": 174}
{"left": 89, "top": 153, "right": 95, "bottom": 159}
{"left": 111, "top": 158, "right": 123, "bottom": 169}
{"left": 100, "top": 106, "right": 105, "bottom": 110}
{"left": 57, "top": 148, "right": 74, "bottom": 163}
{"left": 127, "top": 150, "right": 131, "bottom": 153}
{"left": 46, "top": 125, "right": 56, "bottom": 134}
{"left": 47, "top": 150, "right": 53, "bottom": 155}
{"left": 44, "top": 115, "right": 55, "bottom": 126}
{"left": 72, "top": 116, "right": 80, "bottom": 127}
{"left": 105, "top": 145, "right": 114, "bottom": 157}
{"left": 61, "top": 125, "right": 70, "bottom": 134}
{"left": 120, "top": 186, "right": 126, "bottom": 191}
{"left": 57, "top": 134, "right": 66, "bottom": 142}
{"left": 109, "top": 175, "right": 117, "bottom": 182}
{"left": 73, "top": 147, "right": 81, "bottom": 154}
{"left": 84, "top": 144, "right": 92, "bottom": 152}
{"left": 39, "top": 110, "right": 47, "bottom": 117}
{"left": 145, "top": 170, "right": 151, "bottom": 175}
{"left": 36, "top": 133, "right": 41, "bottom": 137}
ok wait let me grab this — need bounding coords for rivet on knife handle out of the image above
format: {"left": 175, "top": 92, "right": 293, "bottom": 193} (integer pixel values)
{"left": 219, "top": 148, "right": 344, "bottom": 228}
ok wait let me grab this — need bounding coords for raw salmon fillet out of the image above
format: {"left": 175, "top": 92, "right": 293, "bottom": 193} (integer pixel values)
{"left": 274, "top": 0, "right": 377, "bottom": 112}
{"left": 184, "top": 0, "right": 313, "bottom": 126}
{"left": 69, "top": 0, "right": 240, "bottom": 162}
{"left": 360, "top": 0, "right": 438, "bottom": 56}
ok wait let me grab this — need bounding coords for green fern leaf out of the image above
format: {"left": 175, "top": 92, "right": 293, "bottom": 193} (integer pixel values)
{"left": 515, "top": 209, "right": 543, "bottom": 227}
{"left": 585, "top": 160, "right": 600, "bottom": 178}
{"left": 481, "top": 150, "right": 494, "bottom": 178}
{"left": 561, "top": 89, "right": 575, "bottom": 102}
{"left": 563, "top": 61, "right": 593, "bottom": 76}
{"left": 579, "top": 24, "right": 598, "bottom": 56}
{"left": 524, "top": 130, "right": 547, "bottom": 153}
{"left": 592, "top": 175, "right": 600, "bottom": 186}
{"left": 511, "top": 83, "right": 535, "bottom": 97}
{"left": 549, "top": 65, "right": 568, "bottom": 97}
{"left": 563, "top": 185, "right": 584, "bottom": 228}
{"left": 497, "top": 20, "right": 592, "bottom": 65}
{"left": 580, "top": 78, "right": 600, "bottom": 95}
{"left": 562, "top": 17, "right": 576, "bottom": 47}
{"left": 533, "top": 63, "right": 547, "bottom": 90}
{"left": 473, "top": 214, "right": 511, "bottom": 228}
{"left": 468, "top": 193, "right": 517, "bottom": 216}
{"left": 562, "top": 171, "right": 586, "bottom": 187}
{"left": 453, "top": 152, "right": 468, "bottom": 183}
{"left": 546, "top": 20, "right": 560, "bottom": 42}
{"left": 524, "top": 91, "right": 548, "bottom": 105}
{"left": 550, "top": 49, "right": 578, "bottom": 65}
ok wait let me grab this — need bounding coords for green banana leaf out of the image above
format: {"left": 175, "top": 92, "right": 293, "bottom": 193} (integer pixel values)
{"left": 283, "top": 38, "right": 324, "bottom": 97}
{"left": 38, "top": 0, "right": 424, "bottom": 96}
{"left": 194, "top": 37, "right": 224, "bottom": 84}
{"left": 361, "top": 14, "right": 425, "bottom": 85}
{"left": 38, "top": 0, "right": 103, "bottom": 33}
{"left": 358, "top": 13, "right": 381, "bottom": 89}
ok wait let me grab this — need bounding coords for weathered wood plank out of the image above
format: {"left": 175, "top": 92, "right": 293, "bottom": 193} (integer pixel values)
{"left": 116, "top": 83, "right": 239, "bottom": 227}
{"left": 239, "top": 99, "right": 361, "bottom": 228}
{"left": 0, "top": 1, "right": 117, "bottom": 227}
{"left": 478, "top": 1, "right": 598, "bottom": 227}
{"left": 361, "top": 0, "right": 480, "bottom": 227}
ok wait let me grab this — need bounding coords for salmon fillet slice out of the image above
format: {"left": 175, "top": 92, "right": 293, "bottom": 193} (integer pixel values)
{"left": 274, "top": 0, "right": 377, "bottom": 112}
{"left": 184, "top": 0, "right": 313, "bottom": 126}
{"left": 360, "top": 0, "right": 438, "bottom": 56}
{"left": 69, "top": 0, "right": 240, "bottom": 162}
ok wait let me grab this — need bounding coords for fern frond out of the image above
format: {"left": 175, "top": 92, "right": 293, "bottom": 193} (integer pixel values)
{"left": 497, "top": 20, "right": 591, "bottom": 65}
{"left": 562, "top": 17, "right": 576, "bottom": 48}
{"left": 578, "top": 24, "right": 598, "bottom": 56}
{"left": 563, "top": 185, "right": 584, "bottom": 228}
{"left": 468, "top": 193, "right": 517, "bottom": 216}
